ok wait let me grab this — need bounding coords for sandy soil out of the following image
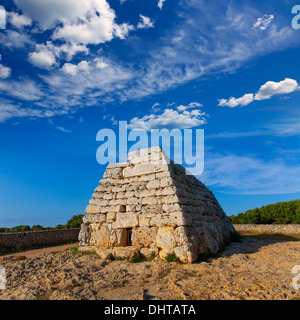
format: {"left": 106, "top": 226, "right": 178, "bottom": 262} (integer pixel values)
{"left": 0, "top": 236, "right": 299, "bottom": 300}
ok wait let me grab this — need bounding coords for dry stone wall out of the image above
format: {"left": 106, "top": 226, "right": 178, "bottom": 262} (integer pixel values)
{"left": 0, "top": 229, "right": 80, "bottom": 253}
{"left": 79, "top": 147, "right": 235, "bottom": 263}
{"left": 234, "top": 224, "right": 300, "bottom": 234}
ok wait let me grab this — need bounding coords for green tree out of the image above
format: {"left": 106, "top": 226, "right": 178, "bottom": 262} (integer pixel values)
{"left": 65, "top": 214, "right": 84, "bottom": 229}
{"left": 31, "top": 225, "right": 44, "bottom": 231}
{"left": 9, "top": 225, "right": 31, "bottom": 232}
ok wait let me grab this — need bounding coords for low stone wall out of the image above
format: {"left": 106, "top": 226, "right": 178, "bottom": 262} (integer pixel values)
{"left": 0, "top": 229, "right": 80, "bottom": 253}
{"left": 234, "top": 224, "right": 300, "bottom": 234}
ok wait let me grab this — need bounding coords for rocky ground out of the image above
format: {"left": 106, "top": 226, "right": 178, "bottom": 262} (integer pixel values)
{"left": 0, "top": 235, "right": 299, "bottom": 300}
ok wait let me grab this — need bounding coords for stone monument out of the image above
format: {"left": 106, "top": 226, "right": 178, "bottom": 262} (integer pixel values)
{"left": 79, "top": 147, "right": 236, "bottom": 263}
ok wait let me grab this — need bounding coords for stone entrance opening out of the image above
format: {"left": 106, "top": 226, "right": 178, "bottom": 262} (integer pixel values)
{"left": 126, "top": 228, "right": 132, "bottom": 246}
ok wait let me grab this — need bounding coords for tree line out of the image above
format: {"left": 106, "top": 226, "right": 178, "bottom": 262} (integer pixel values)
{"left": 228, "top": 200, "right": 300, "bottom": 224}
{"left": 0, "top": 214, "right": 84, "bottom": 233}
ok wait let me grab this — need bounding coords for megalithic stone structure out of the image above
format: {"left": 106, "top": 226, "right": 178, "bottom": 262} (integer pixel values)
{"left": 79, "top": 147, "right": 236, "bottom": 263}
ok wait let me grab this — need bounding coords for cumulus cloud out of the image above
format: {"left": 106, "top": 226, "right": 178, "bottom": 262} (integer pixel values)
{"left": 253, "top": 14, "right": 274, "bottom": 30}
{"left": 14, "top": 0, "right": 134, "bottom": 45}
{"left": 28, "top": 41, "right": 89, "bottom": 69}
{"left": 128, "top": 103, "right": 207, "bottom": 131}
{"left": 0, "top": 30, "right": 34, "bottom": 49}
{"left": 0, "top": 65, "right": 11, "bottom": 79}
{"left": 218, "top": 93, "right": 254, "bottom": 108}
{"left": 218, "top": 78, "right": 299, "bottom": 108}
{"left": 254, "top": 78, "right": 299, "bottom": 100}
{"left": 61, "top": 60, "right": 89, "bottom": 75}
{"left": 28, "top": 49, "right": 56, "bottom": 69}
{"left": 8, "top": 12, "right": 32, "bottom": 28}
{"left": 137, "top": 15, "right": 154, "bottom": 29}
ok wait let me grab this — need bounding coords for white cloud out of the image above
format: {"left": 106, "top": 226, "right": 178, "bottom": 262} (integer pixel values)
{"left": 177, "top": 102, "right": 203, "bottom": 111}
{"left": 14, "top": 0, "right": 134, "bottom": 45}
{"left": 61, "top": 61, "right": 89, "bottom": 75}
{"left": 218, "top": 93, "right": 254, "bottom": 108}
{"left": 254, "top": 78, "right": 299, "bottom": 100}
{"left": 137, "top": 15, "right": 154, "bottom": 29}
{"left": 28, "top": 41, "right": 89, "bottom": 69}
{"left": 56, "top": 126, "right": 71, "bottom": 133}
{"left": 94, "top": 58, "right": 108, "bottom": 69}
{"left": 158, "top": 0, "right": 166, "bottom": 10}
{"left": 253, "top": 14, "right": 274, "bottom": 30}
{"left": 218, "top": 78, "right": 299, "bottom": 108}
{"left": 200, "top": 152, "right": 300, "bottom": 195}
{"left": 128, "top": 103, "right": 207, "bottom": 131}
{"left": 8, "top": 12, "right": 32, "bottom": 28}
{"left": 0, "top": 64, "right": 11, "bottom": 79}
{"left": 28, "top": 49, "right": 56, "bottom": 69}
{"left": 0, "top": 56, "right": 11, "bottom": 79}
{"left": 0, "top": 30, "right": 34, "bottom": 49}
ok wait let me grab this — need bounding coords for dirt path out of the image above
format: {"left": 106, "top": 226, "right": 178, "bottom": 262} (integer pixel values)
{"left": 0, "top": 243, "right": 77, "bottom": 260}
{"left": 0, "top": 237, "right": 299, "bottom": 300}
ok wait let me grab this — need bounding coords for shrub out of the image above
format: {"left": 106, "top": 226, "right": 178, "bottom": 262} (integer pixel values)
{"left": 165, "top": 252, "right": 183, "bottom": 264}
{"left": 69, "top": 245, "right": 79, "bottom": 255}
{"left": 129, "top": 254, "right": 141, "bottom": 263}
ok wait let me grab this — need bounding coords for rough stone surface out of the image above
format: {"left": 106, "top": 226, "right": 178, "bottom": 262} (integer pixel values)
{"left": 1, "top": 236, "right": 300, "bottom": 300}
{"left": 79, "top": 147, "right": 235, "bottom": 263}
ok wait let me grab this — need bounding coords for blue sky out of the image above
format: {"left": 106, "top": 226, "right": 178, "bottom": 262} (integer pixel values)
{"left": 0, "top": 0, "right": 300, "bottom": 227}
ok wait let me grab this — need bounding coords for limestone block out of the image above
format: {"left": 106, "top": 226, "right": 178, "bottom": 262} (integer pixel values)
{"left": 162, "top": 203, "right": 181, "bottom": 213}
{"left": 170, "top": 211, "right": 192, "bottom": 226}
{"left": 78, "top": 223, "right": 90, "bottom": 246}
{"left": 138, "top": 174, "right": 156, "bottom": 181}
{"left": 123, "top": 163, "right": 169, "bottom": 178}
{"left": 107, "top": 212, "right": 116, "bottom": 222}
{"left": 124, "top": 191, "right": 135, "bottom": 198}
{"left": 160, "top": 177, "right": 173, "bottom": 188}
{"left": 103, "top": 193, "right": 113, "bottom": 200}
{"left": 97, "top": 225, "right": 111, "bottom": 246}
{"left": 139, "top": 217, "right": 150, "bottom": 227}
{"left": 95, "top": 248, "right": 113, "bottom": 260}
{"left": 112, "top": 185, "right": 126, "bottom": 192}
{"left": 161, "top": 186, "right": 177, "bottom": 196}
{"left": 85, "top": 205, "right": 101, "bottom": 214}
{"left": 156, "top": 171, "right": 171, "bottom": 179}
{"left": 83, "top": 213, "right": 106, "bottom": 224}
{"left": 146, "top": 180, "right": 160, "bottom": 189}
{"left": 174, "top": 226, "right": 190, "bottom": 246}
{"left": 174, "top": 245, "right": 197, "bottom": 263}
{"left": 161, "top": 194, "right": 180, "bottom": 204}
{"left": 140, "top": 247, "right": 158, "bottom": 257}
{"left": 132, "top": 227, "right": 157, "bottom": 247}
{"left": 108, "top": 199, "right": 127, "bottom": 206}
{"left": 113, "top": 247, "right": 140, "bottom": 259}
{"left": 156, "top": 227, "right": 176, "bottom": 255}
{"left": 106, "top": 162, "right": 128, "bottom": 169}
{"left": 142, "top": 197, "right": 159, "bottom": 205}
{"left": 112, "top": 212, "right": 139, "bottom": 229}
{"left": 127, "top": 197, "right": 141, "bottom": 205}
{"left": 92, "top": 192, "right": 103, "bottom": 199}
{"left": 103, "top": 167, "right": 123, "bottom": 179}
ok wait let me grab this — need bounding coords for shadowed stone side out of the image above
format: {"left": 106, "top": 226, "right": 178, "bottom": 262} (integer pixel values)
{"left": 79, "top": 147, "right": 235, "bottom": 263}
